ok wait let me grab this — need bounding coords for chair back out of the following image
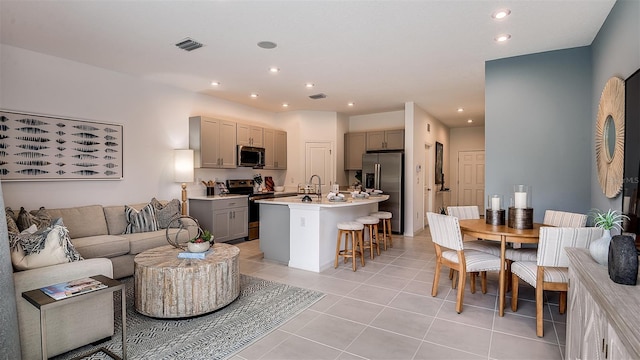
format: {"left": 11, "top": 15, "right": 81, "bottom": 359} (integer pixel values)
{"left": 446, "top": 206, "right": 480, "bottom": 220}
{"left": 427, "top": 212, "right": 464, "bottom": 251}
{"left": 543, "top": 210, "right": 588, "bottom": 227}
{"left": 536, "top": 227, "right": 604, "bottom": 267}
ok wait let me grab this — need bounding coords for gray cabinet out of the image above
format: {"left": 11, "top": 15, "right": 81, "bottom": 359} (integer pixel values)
{"left": 237, "top": 123, "right": 264, "bottom": 147}
{"left": 264, "top": 129, "right": 287, "bottom": 169}
{"left": 189, "top": 197, "right": 248, "bottom": 243}
{"left": 344, "top": 132, "right": 366, "bottom": 170}
{"left": 189, "top": 116, "right": 237, "bottom": 168}
{"left": 366, "top": 129, "right": 404, "bottom": 150}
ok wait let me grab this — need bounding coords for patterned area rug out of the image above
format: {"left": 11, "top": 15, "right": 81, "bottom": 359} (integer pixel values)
{"left": 54, "top": 275, "right": 324, "bottom": 360}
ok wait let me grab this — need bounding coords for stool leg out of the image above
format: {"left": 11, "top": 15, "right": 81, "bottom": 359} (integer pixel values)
{"left": 386, "top": 219, "right": 393, "bottom": 248}
{"left": 349, "top": 230, "right": 357, "bottom": 272}
{"left": 373, "top": 223, "right": 380, "bottom": 256}
{"left": 335, "top": 230, "right": 342, "bottom": 268}
{"left": 379, "top": 219, "right": 387, "bottom": 250}
{"left": 358, "top": 230, "right": 365, "bottom": 267}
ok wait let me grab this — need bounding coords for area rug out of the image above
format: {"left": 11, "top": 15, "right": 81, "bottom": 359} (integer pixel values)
{"left": 53, "top": 275, "right": 324, "bottom": 360}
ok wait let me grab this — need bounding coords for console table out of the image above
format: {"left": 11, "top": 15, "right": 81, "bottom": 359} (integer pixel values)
{"left": 566, "top": 248, "right": 640, "bottom": 359}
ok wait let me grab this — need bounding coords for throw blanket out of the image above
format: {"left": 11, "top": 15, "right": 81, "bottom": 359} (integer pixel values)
{"left": 9, "top": 221, "right": 83, "bottom": 262}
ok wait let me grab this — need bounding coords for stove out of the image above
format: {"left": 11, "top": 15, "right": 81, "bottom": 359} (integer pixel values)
{"left": 227, "top": 179, "right": 275, "bottom": 240}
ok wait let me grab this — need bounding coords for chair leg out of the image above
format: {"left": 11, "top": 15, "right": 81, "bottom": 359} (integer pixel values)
{"left": 559, "top": 291, "right": 567, "bottom": 314}
{"left": 481, "top": 271, "right": 487, "bottom": 294}
{"left": 536, "top": 283, "right": 544, "bottom": 337}
{"left": 449, "top": 268, "right": 454, "bottom": 279}
{"left": 451, "top": 271, "right": 458, "bottom": 289}
{"left": 506, "top": 260, "right": 512, "bottom": 292}
{"left": 456, "top": 270, "right": 466, "bottom": 314}
{"left": 470, "top": 272, "right": 477, "bottom": 294}
{"left": 511, "top": 273, "right": 519, "bottom": 312}
{"left": 432, "top": 262, "right": 442, "bottom": 297}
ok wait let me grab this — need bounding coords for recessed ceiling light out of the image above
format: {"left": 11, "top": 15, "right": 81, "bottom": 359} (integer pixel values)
{"left": 282, "top": 103, "right": 289, "bottom": 107}
{"left": 250, "top": 93, "right": 259, "bottom": 98}
{"left": 210, "top": 81, "right": 220, "bottom": 86}
{"left": 269, "top": 67, "right": 280, "bottom": 73}
{"left": 348, "top": 102, "right": 355, "bottom": 107}
{"left": 257, "top": 41, "right": 277, "bottom": 49}
{"left": 495, "top": 34, "right": 511, "bottom": 42}
{"left": 492, "top": 9, "right": 511, "bottom": 20}
{"left": 467, "top": 119, "right": 473, "bottom": 123}
{"left": 305, "top": 83, "right": 315, "bottom": 88}
{"left": 457, "top": 108, "right": 464, "bottom": 112}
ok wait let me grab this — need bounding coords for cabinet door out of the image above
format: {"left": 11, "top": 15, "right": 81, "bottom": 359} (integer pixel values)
{"left": 567, "top": 269, "right": 584, "bottom": 360}
{"left": 212, "top": 208, "right": 232, "bottom": 243}
{"left": 249, "top": 126, "right": 264, "bottom": 147}
{"left": 274, "top": 130, "right": 287, "bottom": 169}
{"left": 581, "top": 291, "right": 607, "bottom": 360}
{"left": 607, "top": 323, "right": 633, "bottom": 360}
{"left": 366, "top": 131, "right": 385, "bottom": 150}
{"left": 229, "top": 207, "right": 248, "bottom": 239}
{"left": 237, "top": 124, "right": 263, "bottom": 146}
{"left": 384, "top": 129, "right": 404, "bottom": 150}
{"left": 219, "top": 120, "right": 237, "bottom": 168}
{"left": 199, "top": 118, "right": 221, "bottom": 168}
{"left": 263, "top": 128, "right": 276, "bottom": 169}
{"left": 345, "top": 132, "right": 366, "bottom": 170}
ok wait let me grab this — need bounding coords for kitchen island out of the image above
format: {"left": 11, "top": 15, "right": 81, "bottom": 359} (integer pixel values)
{"left": 256, "top": 195, "right": 389, "bottom": 272}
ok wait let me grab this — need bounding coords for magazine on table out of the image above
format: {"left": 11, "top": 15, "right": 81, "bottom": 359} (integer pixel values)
{"left": 41, "top": 277, "right": 107, "bottom": 300}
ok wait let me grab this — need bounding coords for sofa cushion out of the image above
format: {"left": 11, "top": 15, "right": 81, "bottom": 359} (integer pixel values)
{"left": 103, "top": 203, "right": 148, "bottom": 235}
{"left": 124, "top": 203, "right": 159, "bottom": 234}
{"left": 5, "top": 207, "right": 20, "bottom": 234}
{"left": 126, "top": 228, "right": 189, "bottom": 254}
{"left": 150, "top": 198, "right": 181, "bottom": 228}
{"left": 16, "top": 207, "right": 51, "bottom": 232}
{"left": 71, "top": 234, "right": 129, "bottom": 259}
{"left": 47, "top": 205, "right": 108, "bottom": 239}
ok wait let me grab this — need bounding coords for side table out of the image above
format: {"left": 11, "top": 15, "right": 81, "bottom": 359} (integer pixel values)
{"left": 22, "top": 275, "right": 126, "bottom": 360}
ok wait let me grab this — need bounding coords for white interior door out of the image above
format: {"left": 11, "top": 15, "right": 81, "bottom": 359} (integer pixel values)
{"left": 305, "top": 142, "right": 333, "bottom": 193}
{"left": 457, "top": 150, "right": 485, "bottom": 212}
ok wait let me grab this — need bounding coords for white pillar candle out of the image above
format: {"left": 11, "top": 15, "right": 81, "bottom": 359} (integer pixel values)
{"left": 491, "top": 197, "right": 501, "bottom": 210}
{"left": 514, "top": 192, "right": 527, "bottom": 209}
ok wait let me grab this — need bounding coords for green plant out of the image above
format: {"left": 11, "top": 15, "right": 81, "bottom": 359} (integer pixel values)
{"left": 190, "top": 229, "right": 213, "bottom": 243}
{"left": 589, "top": 208, "right": 628, "bottom": 231}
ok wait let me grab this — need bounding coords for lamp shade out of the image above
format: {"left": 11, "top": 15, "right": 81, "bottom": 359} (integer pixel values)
{"left": 174, "top": 149, "right": 194, "bottom": 183}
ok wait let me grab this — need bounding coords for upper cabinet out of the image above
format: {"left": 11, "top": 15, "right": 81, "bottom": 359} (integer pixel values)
{"left": 366, "top": 129, "right": 404, "bottom": 151}
{"left": 237, "top": 124, "right": 264, "bottom": 147}
{"left": 345, "top": 132, "right": 366, "bottom": 170}
{"left": 264, "top": 129, "right": 287, "bottom": 169}
{"left": 189, "top": 116, "right": 237, "bottom": 169}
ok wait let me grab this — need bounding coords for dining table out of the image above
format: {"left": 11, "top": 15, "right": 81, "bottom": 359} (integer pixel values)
{"left": 458, "top": 218, "right": 543, "bottom": 316}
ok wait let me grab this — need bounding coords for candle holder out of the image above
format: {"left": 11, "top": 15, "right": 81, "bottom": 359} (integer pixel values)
{"left": 508, "top": 185, "right": 533, "bottom": 229}
{"left": 486, "top": 194, "right": 505, "bottom": 225}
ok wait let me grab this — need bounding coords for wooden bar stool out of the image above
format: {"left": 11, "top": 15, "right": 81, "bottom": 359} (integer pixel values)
{"left": 356, "top": 216, "right": 380, "bottom": 259}
{"left": 335, "top": 221, "right": 365, "bottom": 271}
{"left": 371, "top": 211, "right": 393, "bottom": 250}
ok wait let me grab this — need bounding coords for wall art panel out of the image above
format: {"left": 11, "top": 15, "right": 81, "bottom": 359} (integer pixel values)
{"left": 0, "top": 110, "right": 123, "bottom": 181}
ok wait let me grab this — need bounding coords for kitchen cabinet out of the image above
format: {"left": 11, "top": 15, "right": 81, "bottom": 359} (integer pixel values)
{"left": 366, "top": 129, "right": 404, "bottom": 150}
{"left": 189, "top": 116, "right": 237, "bottom": 168}
{"left": 237, "top": 123, "right": 264, "bottom": 147}
{"left": 344, "top": 132, "right": 366, "bottom": 170}
{"left": 189, "top": 197, "right": 248, "bottom": 243}
{"left": 264, "top": 128, "right": 287, "bottom": 169}
{"left": 566, "top": 248, "right": 639, "bottom": 360}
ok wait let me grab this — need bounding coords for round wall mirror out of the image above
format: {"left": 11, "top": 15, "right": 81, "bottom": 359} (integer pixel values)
{"left": 595, "top": 77, "right": 625, "bottom": 198}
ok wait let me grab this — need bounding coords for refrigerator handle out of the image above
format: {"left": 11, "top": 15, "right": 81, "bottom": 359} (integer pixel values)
{"left": 375, "top": 163, "right": 381, "bottom": 189}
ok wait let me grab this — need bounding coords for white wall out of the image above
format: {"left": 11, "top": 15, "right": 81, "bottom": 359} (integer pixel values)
{"left": 349, "top": 110, "right": 404, "bottom": 131}
{"left": 0, "top": 44, "right": 277, "bottom": 209}
{"left": 449, "top": 126, "right": 485, "bottom": 206}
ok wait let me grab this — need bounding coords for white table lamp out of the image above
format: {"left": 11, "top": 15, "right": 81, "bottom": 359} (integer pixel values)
{"left": 174, "top": 149, "right": 194, "bottom": 215}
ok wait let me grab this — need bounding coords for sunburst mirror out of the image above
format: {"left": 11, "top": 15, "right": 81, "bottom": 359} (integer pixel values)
{"left": 595, "top": 76, "right": 625, "bottom": 198}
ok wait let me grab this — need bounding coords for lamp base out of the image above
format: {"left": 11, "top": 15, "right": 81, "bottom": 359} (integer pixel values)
{"left": 181, "top": 183, "right": 188, "bottom": 215}
{"left": 508, "top": 207, "right": 533, "bottom": 229}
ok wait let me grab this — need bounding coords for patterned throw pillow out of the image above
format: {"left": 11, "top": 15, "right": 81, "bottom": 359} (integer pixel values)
{"left": 150, "top": 198, "right": 181, "bottom": 229}
{"left": 5, "top": 207, "right": 20, "bottom": 234}
{"left": 16, "top": 207, "right": 52, "bottom": 232}
{"left": 124, "top": 203, "right": 159, "bottom": 234}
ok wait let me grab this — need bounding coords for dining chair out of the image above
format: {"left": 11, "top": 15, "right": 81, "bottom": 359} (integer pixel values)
{"left": 447, "top": 206, "right": 501, "bottom": 256}
{"left": 510, "top": 226, "right": 603, "bottom": 337}
{"left": 427, "top": 212, "right": 502, "bottom": 313}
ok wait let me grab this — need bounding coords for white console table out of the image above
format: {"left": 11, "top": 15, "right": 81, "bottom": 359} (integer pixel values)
{"left": 566, "top": 248, "right": 640, "bottom": 359}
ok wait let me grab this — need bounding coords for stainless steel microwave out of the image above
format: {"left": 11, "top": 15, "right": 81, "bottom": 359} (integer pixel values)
{"left": 237, "top": 145, "right": 265, "bottom": 168}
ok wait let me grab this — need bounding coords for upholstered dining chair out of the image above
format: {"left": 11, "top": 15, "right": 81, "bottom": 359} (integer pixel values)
{"left": 510, "top": 226, "right": 603, "bottom": 337}
{"left": 427, "top": 212, "right": 502, "bottom": 313}
{"left": 446, "top": 206, "right": 501, "bottom": 256}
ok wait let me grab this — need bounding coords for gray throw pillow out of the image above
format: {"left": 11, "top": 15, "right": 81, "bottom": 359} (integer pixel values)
{"left": 16, "top": 207, "right": 51, "bottom": 232}
{"left": 5, "top": 207, "right": 20, "bottom": 234}
{"left": 150, "top": 198, "right": 181, "bottom": 229}
{"left": 124, "top": 203, "right": 159, "bottom": 234}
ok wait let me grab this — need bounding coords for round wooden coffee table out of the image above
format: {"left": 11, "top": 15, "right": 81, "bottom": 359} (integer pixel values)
{"left": 134, "top": 243, "right": 240, "bottom": 318}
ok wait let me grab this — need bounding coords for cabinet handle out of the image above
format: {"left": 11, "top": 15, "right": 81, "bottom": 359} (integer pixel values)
{"left": 605, "top": 343, "right": 608, "bottom": 359}
{"left": 602, "top": 338, "right": 606, "bottom": 353}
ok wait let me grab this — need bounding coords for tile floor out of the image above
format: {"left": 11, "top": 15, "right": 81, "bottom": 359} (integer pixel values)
{"left": 230, "top": 230, "right": 565, "bottom": 360}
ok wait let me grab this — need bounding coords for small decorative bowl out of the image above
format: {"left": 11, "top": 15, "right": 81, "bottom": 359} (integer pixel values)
{"left": 274, "top": 186, "right": 285, "bottom": 192}
{"left": 188, "top": 242, "right": 211, "bottom": 253}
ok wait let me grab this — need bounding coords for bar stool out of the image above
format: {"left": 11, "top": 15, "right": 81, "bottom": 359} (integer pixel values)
{"left": 335, "top": 221, "right": 365, "bottom": 271}
{"left": 371, "top": 211, "right": 393, "bottom": 250}
{"left": 356, "top": 216, "right": 380, "bottom": 259}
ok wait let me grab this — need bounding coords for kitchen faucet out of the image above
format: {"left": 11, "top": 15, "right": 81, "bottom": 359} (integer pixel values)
{"left": 309, "top": 174, "right": 322, "bottom": 200}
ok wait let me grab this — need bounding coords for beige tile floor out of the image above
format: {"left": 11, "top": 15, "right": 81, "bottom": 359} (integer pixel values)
{"left": 230, "top": 230, "right": 565, "bottom": 360}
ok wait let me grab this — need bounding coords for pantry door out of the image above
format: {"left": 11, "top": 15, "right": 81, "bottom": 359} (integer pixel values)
{"left": 457, "top": 151, "right": 485, "bottom": 212}
{"left": 305, "top": 142, "right": 333, "bottom": 194}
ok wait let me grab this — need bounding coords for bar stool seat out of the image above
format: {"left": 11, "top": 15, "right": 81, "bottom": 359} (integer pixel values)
{"left": 356, "top": 216, "right": 380, "bottom": 259}
{"left": 335, "top": 221, "right": 365, "bottom": 271}
{"left": 371, "top": 211, "right": 393, "bottom": 250}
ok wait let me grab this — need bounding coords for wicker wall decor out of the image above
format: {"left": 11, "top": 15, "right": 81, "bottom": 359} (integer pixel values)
{"left": 0, "top": 110, "right": 123, "bottom": 181}
{"left": 595, "top": 77, "right": 625, "bottom": 198}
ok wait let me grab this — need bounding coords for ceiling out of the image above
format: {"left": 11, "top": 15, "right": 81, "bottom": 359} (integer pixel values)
{"left": 0, "top": 0, "right": 615, "bottom": 128}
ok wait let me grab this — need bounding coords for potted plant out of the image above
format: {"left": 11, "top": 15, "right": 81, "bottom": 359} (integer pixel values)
{"left": 188, "top": 229, "right": 213, "bottom": 253}
{"left": 588, "top": 208, "right": 629, "bottom": 266}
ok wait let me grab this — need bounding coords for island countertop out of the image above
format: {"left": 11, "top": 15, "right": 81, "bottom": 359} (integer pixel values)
{"left": 255, "top": 194, "right": 388, "bottom": 207}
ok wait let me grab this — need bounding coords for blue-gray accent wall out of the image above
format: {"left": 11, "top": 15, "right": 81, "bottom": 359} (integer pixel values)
{"left": 485, "top": 47, "right": 593, "bottom": 222}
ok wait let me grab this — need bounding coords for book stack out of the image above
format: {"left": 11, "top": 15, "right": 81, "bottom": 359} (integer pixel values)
{"left": 178, "top": 249, "right": 214, "bottom": 259}
{"left": 41, "top": 277, "right": 107, "bottom": 300}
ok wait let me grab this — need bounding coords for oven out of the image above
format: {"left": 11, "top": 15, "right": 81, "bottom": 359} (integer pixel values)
{"left": 226, "top": 179, "right": 275, "bottom": 240}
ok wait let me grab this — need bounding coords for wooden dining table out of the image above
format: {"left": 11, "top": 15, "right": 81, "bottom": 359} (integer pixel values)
{"left": 458, "top": 219, "right": 543, "bottom": 316}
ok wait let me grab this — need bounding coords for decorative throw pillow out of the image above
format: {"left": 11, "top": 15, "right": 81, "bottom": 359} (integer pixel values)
{"left": 9, "top": 218, "right": 84, "bottom": 271}
{"left": 5, "top": 207, "right": 20, "bottom": 234}
{"left": 124, "top": 203, "right": 159, "bottom": 234}
{"left": 15, "top": 206, "right": 51, "bottom": 232}
{"left": 150, "top": 198, "right": 181, "bottom": 229}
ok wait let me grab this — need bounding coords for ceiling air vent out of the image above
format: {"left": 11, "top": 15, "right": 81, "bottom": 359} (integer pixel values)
{"left": 309, "top": 93, "right": 327, "bottom": 100}
{"left": 175, "top": 38, "right": 204, "bottom": 51}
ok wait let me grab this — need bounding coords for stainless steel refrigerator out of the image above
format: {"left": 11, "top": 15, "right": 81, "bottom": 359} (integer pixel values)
{"left": 362, "top": 152, "right": 404, "bottom": 233}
